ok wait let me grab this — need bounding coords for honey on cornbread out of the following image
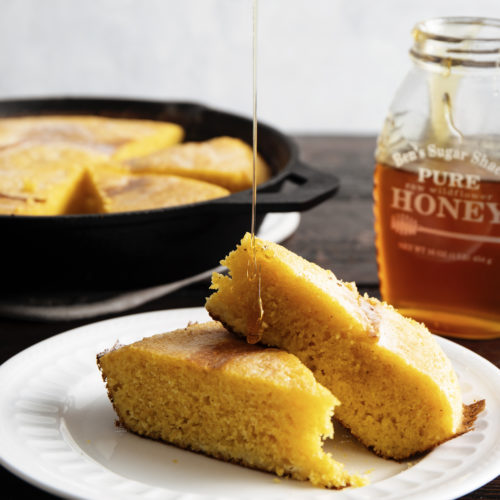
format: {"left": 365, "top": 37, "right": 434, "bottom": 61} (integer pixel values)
{"left": 206, "top": 233, "right": 485, "bottom": 460}
{"left": 125, "top": 136, "right": 271, "bottom": 192}
{"left": 97, "top": 321, "right": 365, "bottom": 488}
{"left": 0, "top": 115, "right": 184, "bottom": 160}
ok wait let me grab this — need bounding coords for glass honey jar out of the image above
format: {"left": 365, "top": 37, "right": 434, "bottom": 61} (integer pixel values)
{"left": 374, "top": 17, "right": 500, "bottom": 339}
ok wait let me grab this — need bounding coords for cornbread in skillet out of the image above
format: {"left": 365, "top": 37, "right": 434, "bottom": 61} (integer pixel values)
{"left": 0, "top": 145, "right": 104, "bottom": 215}
{"left": 0, "top": 115, "right": 184, "bottom": 160}
{"left": 125, "top": 136, "right": 271, "bottom": 192}
{"left": 97, "top": 321, "right": 365, "bottom": 488}
{"left": 91, "top": 167, "right": 230, "bottom": 213}
{"left": 206, "top": 233, "right": 484, "bottom": 460}
{"left": 0, "top": 117, "right": 273, "bottom": 214}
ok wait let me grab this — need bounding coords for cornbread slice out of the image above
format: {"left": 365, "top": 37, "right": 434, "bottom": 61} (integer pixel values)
{"left": 0, "top": 145, "right": 105, "bottom": 215}
{"left": 0, "top": 115, "right": 184, "bottom": 160}
{"left": 206, "top": 233, "right": 485, "bottom": 459}
{"left": 97, "top": 321, "right": 365, "bottom": 488}
{"left": 91, "top": 167, "right": 230, "bottom": 213}
{"left": 125, "top": 136, "right": 271, "bottom": 192}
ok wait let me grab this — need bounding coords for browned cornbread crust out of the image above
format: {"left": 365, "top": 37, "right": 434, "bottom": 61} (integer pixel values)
{"left": 97, "top": 321, "right": 365, "bottom": 488}
{"left": 206, "top": 234, "right": 485, "bottom": 460}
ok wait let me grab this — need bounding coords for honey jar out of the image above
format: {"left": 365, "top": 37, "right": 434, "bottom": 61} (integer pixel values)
{"left": 374, "top": 17, "right": 500, "bottom": 339}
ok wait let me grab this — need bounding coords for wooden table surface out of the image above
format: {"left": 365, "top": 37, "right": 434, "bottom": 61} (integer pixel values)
{"left": 0, "top": 135, "right": 498, "bottom": 499}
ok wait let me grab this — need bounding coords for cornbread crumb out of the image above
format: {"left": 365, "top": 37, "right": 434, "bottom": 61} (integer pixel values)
{"left": 97, "top": 321, "right": 365, "bottom": 488}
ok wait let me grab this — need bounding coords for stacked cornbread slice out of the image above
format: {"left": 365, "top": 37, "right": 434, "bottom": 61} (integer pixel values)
{"left": 97, "top": 321, "right": 365, "bottom": 488}
{"left": 98, "top": 234, "right": 484, "bottom": 487}
{"left": 206, "top": 233, "right": 484, "bottom": 459}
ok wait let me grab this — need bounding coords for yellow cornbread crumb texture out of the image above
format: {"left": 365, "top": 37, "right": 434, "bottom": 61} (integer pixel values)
{"left": 206, "top": 233, "right": 465, "bottom": 460}
{"left": 97, "top": 321, "right": 365, "bottom": 488}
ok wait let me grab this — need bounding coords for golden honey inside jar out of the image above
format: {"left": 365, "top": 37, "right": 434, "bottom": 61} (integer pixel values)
{"left": 374, "top": 17, "right": 500, "bottom": 339}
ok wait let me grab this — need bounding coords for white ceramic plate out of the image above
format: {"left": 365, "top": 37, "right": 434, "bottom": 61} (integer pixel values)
{"left": 0, "top": 307, "right": 499, "bottom": 500}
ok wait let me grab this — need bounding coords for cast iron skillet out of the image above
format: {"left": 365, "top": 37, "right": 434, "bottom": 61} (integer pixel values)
{"left": 0, "top": 97, "right": 339, "bottom": 292}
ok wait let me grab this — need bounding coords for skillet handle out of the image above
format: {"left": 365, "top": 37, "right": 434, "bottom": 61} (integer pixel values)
{"left": 209, "top": 162, "right": 340, "bottom": 212}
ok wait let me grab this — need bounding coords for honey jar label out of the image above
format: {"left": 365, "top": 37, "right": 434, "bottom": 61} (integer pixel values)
{"left": 374, "top": 144, "right": 500, "bottom": 334}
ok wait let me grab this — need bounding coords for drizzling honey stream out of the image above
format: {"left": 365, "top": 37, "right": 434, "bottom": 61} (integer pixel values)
{"left": 246, "top": 0, "right": 264, "bottom": 344}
